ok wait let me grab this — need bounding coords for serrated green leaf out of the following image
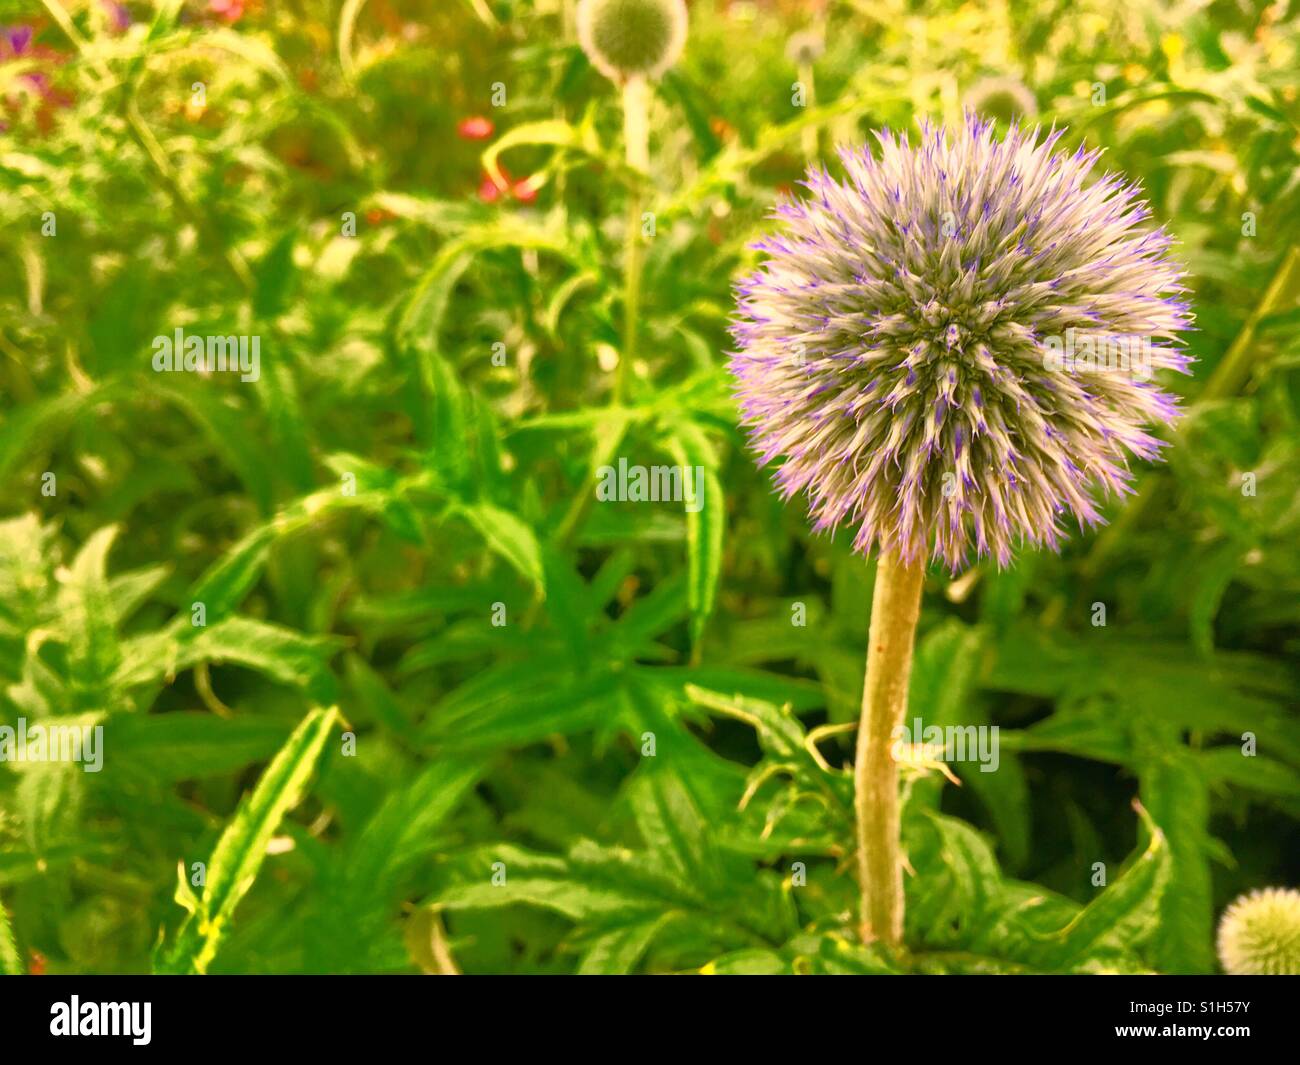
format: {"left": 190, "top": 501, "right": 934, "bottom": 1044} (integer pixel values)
{"left": 1033, "top": 804, "right": 1170, "bottom": 971}
{"left": 667, "top": 421, "right": 723, "bottom": 652}
{"left": 459, "top": 502, "right": 545, "bottom": 594}
{"left": 110, "top": 713, "right": 294, "bottom": 782}
{"left": 576, "top": 913, "right": 673, "bottom": 975}
{"left": 1139, "top": 746, "right": 1214, "bottom": 973}
{"left": 157, "top": 706, "right": 338, "bottom": 974}
{"left": 0, "top": 895, "right": 22, "bottom": 975}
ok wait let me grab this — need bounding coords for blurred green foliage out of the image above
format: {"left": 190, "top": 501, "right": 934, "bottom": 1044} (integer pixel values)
{"left": 0, "top": 0, "right": 1296, "bottom": 974}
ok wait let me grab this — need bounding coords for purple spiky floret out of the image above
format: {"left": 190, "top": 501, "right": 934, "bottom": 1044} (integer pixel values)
{"left": 729, "top": 116, "right": 1193, "bottom": 571}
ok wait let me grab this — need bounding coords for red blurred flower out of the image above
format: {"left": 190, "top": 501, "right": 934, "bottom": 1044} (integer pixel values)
{"left": 512, "top": 177, "right": 540, "bottom": 205}
{"left": 709, "top": 115, "right": 736, "bottom": 141}
{"left": 209, "top": 0, "right": 244, "bottom": 23}
{"left": 478, "top": 172, "right": 506, "bottom": 204}
{"left": 457, "top": 115, "right": 494, "bottom": 141}
{"left": 29, "top": 951, "right": 46, "bottom": 975}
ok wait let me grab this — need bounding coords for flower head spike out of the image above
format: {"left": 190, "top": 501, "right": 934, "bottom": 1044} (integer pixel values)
{"left": 576, "top": 0, "right": 688, "bottom": 83}
{"left": 730, "top": 116, "right": 1193, "bottom": 571}
{"left": 1217, "top": 887, "right": 1300, "bottom": 975}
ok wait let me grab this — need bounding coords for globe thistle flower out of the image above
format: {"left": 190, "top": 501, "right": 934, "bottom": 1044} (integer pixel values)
{"left": 1217, "top": 887, "right": 1300, "bottom": 975}
{"left": 731, "top": 116, "right": 1193, "bottom": 572}
{"left": 576, "top": 0, "right": 688, "bottom": 83}
{"left": 965, "top": 76, "right": 1039, "bottom": 125}
{"left": 786, "top": 29, "right": 826, "bottom": 68}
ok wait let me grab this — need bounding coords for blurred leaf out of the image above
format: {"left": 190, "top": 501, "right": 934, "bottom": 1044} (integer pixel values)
{"left": 157, "top": 706, "right": 339, "bottom": 974}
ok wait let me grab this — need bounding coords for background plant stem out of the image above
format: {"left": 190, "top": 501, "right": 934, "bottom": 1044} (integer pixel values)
{"left": 616, "top": 75, "right": 650, "bottom": 405}
{"left": 855, "top": 552, "right": 925, "bottom": 947}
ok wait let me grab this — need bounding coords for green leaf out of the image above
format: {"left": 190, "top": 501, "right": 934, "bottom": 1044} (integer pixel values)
{"left": 480, "top": 117, "right": 605, "bottom": 190}
{"left": 156, "top": 706, "right": 339, "bottom": 974}
{"left": 253, "top": 228, "right": 299, "bottom": 318}
{"left": 1032, "top": 803, "right": 1170, "bottom": 971}
{"left": 700, "top": 948, "right": 788, "bottom": 975}
{"left": 185, "top": 525, "right": 276, "bottom": 624}
{"left": 628, "top": 767, "right": 711, "bottom": 882}
{"left": 0, "top": 894, "right": 22, "bottom": 975}
{"left": 576, "top": 914, "right": 674, "bottom": 975}
{"left": 459, "top": 502, "right": 545, "bottom": 594}
{"left": 396, "top": 222, "right": 580, "bottom": 362}
{"left": 423, "top": 665, "right": 615, "bottom": 752}
{"left": 1197, "top": 748, "right": 1300, "bottom": 797}
{"left": 342, "top": 654, "right": 417, "bottom": 737}
{"left": 685, "top": 683, "right": 808, "bottom": 761}
{"left": 439, "top": 845, "right": 647, "bottom": 922}
{"left": 667, "top": 421, "right": 724, "bottom": 652}
{"left": 110, "top": 713, "right": 295, "bottom": 782}
{"left": 1189, "top": 545, "right": 1240, "bottom": 657}
{"left": 181, "top": 617, "right": 340, "bottom": 703}
{"left": 57, "top": 524, "right": 122, "bottom": 686}
{"left": 306, "top": 759, "right": 482, "bottom": 971}
{"left": 1139, "top": 745, "right": 1214, "bottom": 973}
{"left": 908, "top": 620, "right": 985, "bottom": 727}
{"left": 337, "top": 0, "right": 368, "bottom": 81}
{"left": 905, "top": 810, "right": 1004, "bottom": 947}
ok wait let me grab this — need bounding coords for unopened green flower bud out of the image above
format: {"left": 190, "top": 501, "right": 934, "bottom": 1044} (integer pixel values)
{"left": 1217, "top": 887, "right": 1300, "bottom": 975}
{"left": 576, "top": 0, "right": 688, "bottom": 82}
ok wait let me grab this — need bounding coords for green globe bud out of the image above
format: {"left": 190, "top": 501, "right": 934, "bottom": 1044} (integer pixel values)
{"left": 1217, "top": 887, "right": 1300, "bottom": 975}
{"left": 785, "top": 29, "right": 825, "bottom": 68}
{"left": 964, "top": 76, "right": 1038, "bottom": 125}
{"left": 576, "top": 0, "right": 689, "bottom": 83}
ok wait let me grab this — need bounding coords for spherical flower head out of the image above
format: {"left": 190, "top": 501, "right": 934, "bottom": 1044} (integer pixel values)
{"left": 786, "top": 29, "right": 825, "bottom": 67}
{"left": 965, "top": 77, "right": 1038, "bottom": 124}
{"left": 576, "top": 0, "right": 688, "bottom": 82}
{"left": 1217, "top": 887, "right": 1300, "bottom": 975}
{"left": 730, "top": 116, "right": 1193, "bottom": 571}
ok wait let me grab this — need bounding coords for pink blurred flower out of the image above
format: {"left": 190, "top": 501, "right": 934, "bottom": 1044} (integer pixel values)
{"left": 100, "top": 2, "right": 131, "bottom": 32}
{"left": 477, "top": 171, "right": 505, "bottom": 204}
{"left": 209, "top": 0, "right": 244, "bottom": 22}
{"left": 512, "top": 177, "right": 540, "bottom": 205}
{"left": 457, "top": 115, "right": 494, "bottom": 141}
{"left": 1, "top": 24, "right": 74, "bottom": 133}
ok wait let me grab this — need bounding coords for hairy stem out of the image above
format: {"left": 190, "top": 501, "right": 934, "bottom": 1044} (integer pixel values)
{"left": 799, "top": 62, "right": 818, "bottom": 161}
{"left": 616, "top": 75, "right": 650, "bottom": 404}
{"left": 855, "top": 552, "right": 925, "bottom": 947}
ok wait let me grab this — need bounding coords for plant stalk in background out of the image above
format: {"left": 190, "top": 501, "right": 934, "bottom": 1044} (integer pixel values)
{"left": 618, "top": 74, "right": 650, "bottom": 404}
{"left": 575, "top": 0, "right": 689, "bottom": 402}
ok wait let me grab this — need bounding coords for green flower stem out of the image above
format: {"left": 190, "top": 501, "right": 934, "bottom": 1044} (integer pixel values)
{"left": 616, "top": 75, "right": 651, "bottom": 405}
{"left": 799, "top": 62, "right": 818, "bottom": 161}
{"left": 854, "top": 551, "right": 925, "bottom": 947}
